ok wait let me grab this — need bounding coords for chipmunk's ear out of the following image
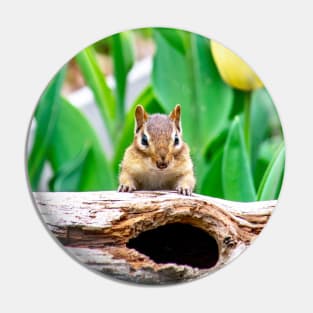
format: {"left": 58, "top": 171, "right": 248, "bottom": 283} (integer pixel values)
{"left": 169, "top": 104, "right": 181, "bottom": 132}
{"left": 135, "top": 105, "right": 148, "bottom": 133}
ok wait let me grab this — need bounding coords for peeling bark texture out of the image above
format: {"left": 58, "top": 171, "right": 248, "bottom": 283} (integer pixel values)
{"left": 33, "top": 191, "right": 276, "bottom": 284}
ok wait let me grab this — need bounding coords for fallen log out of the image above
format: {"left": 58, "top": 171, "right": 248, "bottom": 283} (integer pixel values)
{"left": 33, "top": 191, "right": 276, "bottom": 284}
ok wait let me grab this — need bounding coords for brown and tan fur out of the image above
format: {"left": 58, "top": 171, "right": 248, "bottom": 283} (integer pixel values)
{"left": 118, "top": 104, "right": 195, "bottom": 196}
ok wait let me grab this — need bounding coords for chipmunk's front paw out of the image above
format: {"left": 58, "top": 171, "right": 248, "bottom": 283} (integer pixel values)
{"left": 176, "top": 186, "right": 193, "bottom": 196}
{"left": 118, "top": 184, "right": 136, "bottom": 192}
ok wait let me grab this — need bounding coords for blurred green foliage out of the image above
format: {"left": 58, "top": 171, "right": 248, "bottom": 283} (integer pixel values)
{"left": 27, "top": 28, "right": 285, "bottom": 201}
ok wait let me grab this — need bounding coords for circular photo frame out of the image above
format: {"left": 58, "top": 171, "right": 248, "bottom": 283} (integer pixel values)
{"left": 26, "top": 27, "right": 285, "bottom": 285}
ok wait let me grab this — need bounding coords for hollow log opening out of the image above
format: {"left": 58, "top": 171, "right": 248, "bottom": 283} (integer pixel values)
{"left": 126, "top": 223, "right": 219, "bottom": 269}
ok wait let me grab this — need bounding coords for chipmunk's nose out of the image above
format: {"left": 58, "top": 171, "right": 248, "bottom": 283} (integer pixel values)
{"left": 156, "top": 160, "right": 168, "bottom": 169}
{"left": 157, "top": 148, "right": 168, "bottom": 169}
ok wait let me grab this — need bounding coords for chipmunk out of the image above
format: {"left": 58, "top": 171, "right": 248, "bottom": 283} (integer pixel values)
{"left": 118, "top": 104, "right": 195, "bottom": 196}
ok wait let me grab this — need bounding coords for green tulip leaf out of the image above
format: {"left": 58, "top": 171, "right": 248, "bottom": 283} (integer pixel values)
{"left": 200, "top": 149, "right": 224, "bottom": 198}
{"left": 27, "top": 66, "right": 66, "bottom": 190}
{"left": 111, "top": 31, "right": 135, "bottom": 121}
{"left": 254, "top": 136, "right": 283, "bottom": 189}
{"left": 76, "top": 46, "right": 115, "bottom": 139}
{"left": 155, "top": 28, "right": 187, "bottom": 53}
{"left": 250, "top": 88, "right": 274, "bottom": 171}
{"left": 257, "top": 143, "right": 285, "bottom": 200}
{"left": 48, "top": 97, "right": 115, "bottom": 191}
{"left": 203, "top": 123, "right": 230, "bottom": 161}
{"left": 222, "top": 116, "right": 256, "bottom": 201}
{"left": 152, "top": 29, "right": 233, "bottom": 155}
{"left": 49, "top": 144, "right": 90, "bottom": 191}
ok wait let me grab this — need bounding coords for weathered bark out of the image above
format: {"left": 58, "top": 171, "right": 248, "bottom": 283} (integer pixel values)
{"left": 34, "top": 191, "right": 276, "bottom": 284}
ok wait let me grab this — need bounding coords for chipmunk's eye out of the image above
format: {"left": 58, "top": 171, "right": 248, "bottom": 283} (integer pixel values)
{"left": 141, "top": 134, "right": 149, "bottom": 146}
{"left": 174, "top": 134, "right": 179, "bottom": 146}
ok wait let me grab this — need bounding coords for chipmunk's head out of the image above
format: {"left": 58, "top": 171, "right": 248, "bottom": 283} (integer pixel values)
{"left": 134, "top": 104, "right": 184, "bottom": 170}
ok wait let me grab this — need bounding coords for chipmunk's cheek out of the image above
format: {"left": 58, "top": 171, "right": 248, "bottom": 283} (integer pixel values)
{"left": 148, "top": 157, "right": 157, "bottom": 169}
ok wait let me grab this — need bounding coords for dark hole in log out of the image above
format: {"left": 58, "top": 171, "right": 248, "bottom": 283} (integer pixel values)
{"left": 126, "top": 223, "right": 219, "bottom": 269}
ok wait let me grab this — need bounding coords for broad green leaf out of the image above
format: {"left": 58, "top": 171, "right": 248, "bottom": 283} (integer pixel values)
{"left": 257, "top": 143, "right": 285, "bottom": 200}
{"left": 266, "top": 92, "right": 283, "bottom": 138}
{"left": 155, "top": 28, "right": 187, "bottom": 53}
{"left": 112, "top": 31, "right": 135, "bottom": 121}
{"left": 112, "top": 86, "right": 164, "bottom": 176}
{"left": 250, "top": 88, "right": 273, "bottom": 172}
{"left": 222, "top": 117, "right": 256, "bottom": 201}
{"left": 152, "top": 29, "right": 233, "bottom": 155}
{"left": 199, "top": 123, "right": 230, "bottom": 196}
{"left": 200, "top": 150, "right": 224, "bottom": 198}
{"left": 27, "top": 67, "right": 66, "bottom": 190}
{"left": 229, "top": 87, "right": 279, "bottom": 178}
{"left": 49, "top": 144, "right": 90, "bottom": 191}
{"left": 229, "top": 88, "right": 246, "bottom": 119}
{"left": 254, "top": 136, "right": 283, "bottom": 189}
{"left": 203, "top": 123, "right": 230, "bottom": 161}
{"left": 75, "top": 47, "right": 115, "bottom": 139}
{"left": 48, "top": 97, "right": 115, "bottom": 191}
{"left": 192, "top": 154, "right": 208, "bottom": 194}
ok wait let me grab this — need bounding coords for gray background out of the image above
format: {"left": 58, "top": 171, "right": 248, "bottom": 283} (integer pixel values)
{"left": 1, "top": 1, "right": 312, "bottom": 312}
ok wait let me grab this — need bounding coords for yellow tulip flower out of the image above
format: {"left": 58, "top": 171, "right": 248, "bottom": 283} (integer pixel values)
{"left": 211, "top": 40, "right": 263, "bottom": 91}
